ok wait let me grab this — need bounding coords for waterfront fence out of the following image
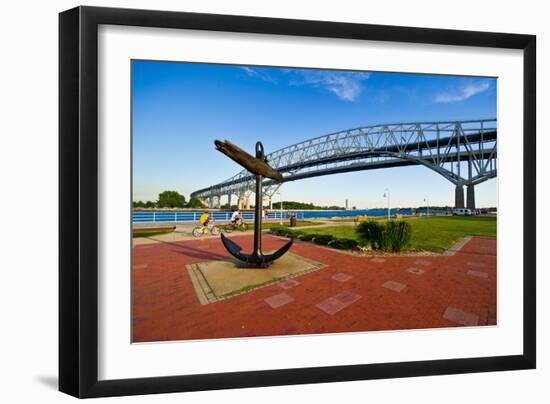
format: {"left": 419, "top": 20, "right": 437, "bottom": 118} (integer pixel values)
{"left": 132, "top": 211, "right": 305, "bottom": 224}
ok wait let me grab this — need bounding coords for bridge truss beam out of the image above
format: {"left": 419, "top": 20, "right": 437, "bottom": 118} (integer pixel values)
{"left": 191, "top": 119, "right": 497, "bottom": 208}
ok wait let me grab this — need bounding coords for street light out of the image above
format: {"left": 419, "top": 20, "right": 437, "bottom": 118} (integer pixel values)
{"left": 383, "top": 188, "right": 390, "bottom": 220}
{"left": 277, "top": 189, "right": 283, "bottom": 225}
{"left": 423, "top": 196, "right": 430, "bottom": 216}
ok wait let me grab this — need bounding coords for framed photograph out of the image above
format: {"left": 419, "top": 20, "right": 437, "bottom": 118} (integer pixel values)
{"left": 59, "top": 6, "right": 536, "bottom": 398}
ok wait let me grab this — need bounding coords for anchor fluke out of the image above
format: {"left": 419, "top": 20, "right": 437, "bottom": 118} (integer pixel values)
{"left": 221, "top": 233, "right": 294, "bottom": 268}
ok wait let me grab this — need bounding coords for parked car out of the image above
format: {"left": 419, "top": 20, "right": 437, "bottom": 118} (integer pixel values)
{"left": 452, "top": 208, "right": 472, "bottom": 216}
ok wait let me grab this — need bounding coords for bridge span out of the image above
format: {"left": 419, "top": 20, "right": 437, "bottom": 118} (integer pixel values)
{"left": 190, "top": 119, "right": 497, "bottom": 210}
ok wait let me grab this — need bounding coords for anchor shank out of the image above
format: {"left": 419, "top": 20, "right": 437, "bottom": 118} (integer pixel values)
{"left": 253, "top": 174, "right": 263, "bottom": 257}
{"left": 217, "top": 140, "right": 291, "bottom": 268}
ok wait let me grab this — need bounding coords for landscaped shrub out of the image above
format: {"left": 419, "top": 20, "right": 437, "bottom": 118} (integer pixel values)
{"left": 384, "top": 220, "right": 412, "bottom": 252}
{"left": 298, "top": 233, "right": 315, "bottom": 242}
{"left": 268, "top": 225, "right": 286, "bottom": 236}
{"left": 355, "top": 220, "right": 412, "bottom": 252}
{"left": 329, "top": 238, "right": 359, "bottom": 250}
{"left": 356, "top": 220, "right": 385, "bottom": 249}
{"left": 269, "top": 225, "right": 299, "bottom": 238}
{"left": 285, "top": 229, "right": 300, "bottom": 238}
{"left": 312, "top": 234, "right": 334, "bottom": 245}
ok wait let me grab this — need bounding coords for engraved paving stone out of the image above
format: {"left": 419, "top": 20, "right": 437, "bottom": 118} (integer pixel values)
{"left": 415, "top": 259, "right": 432, "bottom": 266}
{"left": 382, "top": 280, "right": 407, "bottom": 292}
{"left": 371, "top": 258, "right": 386, "bottom": 263}
{"left": 316, "top": 298, "right": 346, "bottom": 315}
{"left": 316, "top": 291, "right": 361, "bottom": 315}
{"left": 467, "top": 269, "right": 489, "bottom": 278}
{"left": 468, "top": 261, "right": 485, "bottom": 268}
{"left": 264, "top": 292, "right": 294, "bottom": 309}
{"left": 443, "top": 307, "right": 479, "bottom": 326}
{"left": 334, "top": 291, "right": 361, "bottom": 305}
{"left": 132, "top": 264, "right": 148, "bottom": 270}
{"left": 405, "top": 267, "right": 425, "bottom": 275}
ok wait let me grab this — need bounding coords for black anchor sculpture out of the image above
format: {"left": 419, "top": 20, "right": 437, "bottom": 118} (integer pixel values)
{"left": 215, "top": 140, "right": 293, "bottom": 268}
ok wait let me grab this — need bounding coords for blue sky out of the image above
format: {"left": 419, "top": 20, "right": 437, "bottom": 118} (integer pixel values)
{"left": 132, "top": 61, "right": 497, "bottom": 208}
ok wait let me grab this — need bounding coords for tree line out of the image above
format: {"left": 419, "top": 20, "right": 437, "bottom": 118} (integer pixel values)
{"left": 133, "top": 193, "right": 347, "bottom": 211}
{"left": 133, "top": 190, "right": 205, "bottom": 209}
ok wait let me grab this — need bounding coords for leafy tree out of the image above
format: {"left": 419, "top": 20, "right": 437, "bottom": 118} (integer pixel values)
{"left": 157, "top": 190, "right": 185, "bottom": 208}
{"left": 187, "top": 197, "right": 206, "bottom": 208}
{"left": 144, "top": 200, "right": 156, "bottom": 208}
{"left": 133, "top": 201, "right": 144, "bottom": 208}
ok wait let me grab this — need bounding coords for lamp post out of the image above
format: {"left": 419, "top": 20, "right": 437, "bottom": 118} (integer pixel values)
{"left": 383, "top": 188, "right": 390, "bottom": 220}
{"left": 424, "top": 196, "right": 430, "bottom": 216}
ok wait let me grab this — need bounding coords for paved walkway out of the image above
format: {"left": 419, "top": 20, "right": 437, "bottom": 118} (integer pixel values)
{"left": 132, "top": 234, "right": 496, "bottom": 342}
{"left": 132, "top": 220, "right": 348, "bottom": 245}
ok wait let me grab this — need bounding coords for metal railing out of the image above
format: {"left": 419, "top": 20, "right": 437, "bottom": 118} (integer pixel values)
{"left": 132, "top": 211, "right": 304, "bottom": 224}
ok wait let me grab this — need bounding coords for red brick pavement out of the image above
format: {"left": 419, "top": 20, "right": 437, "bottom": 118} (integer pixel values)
{"left": 132, "top": 235, "right": 496, "bottom": 342}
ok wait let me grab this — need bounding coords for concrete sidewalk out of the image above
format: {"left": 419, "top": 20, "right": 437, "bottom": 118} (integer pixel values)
{"left": 132, "top": 220, "right": 336, "bottom": 246}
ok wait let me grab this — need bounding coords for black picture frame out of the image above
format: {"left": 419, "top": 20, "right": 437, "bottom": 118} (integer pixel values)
{"left": 59, "top": 5, "right": 536, "bottom": 398}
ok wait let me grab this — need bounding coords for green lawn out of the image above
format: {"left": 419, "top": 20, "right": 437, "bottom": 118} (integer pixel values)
{"left": 292, "top": 216, "right": 496, "bottom": 253}
{"left": 132, "top": 229, "right": 174, "bottom": 238}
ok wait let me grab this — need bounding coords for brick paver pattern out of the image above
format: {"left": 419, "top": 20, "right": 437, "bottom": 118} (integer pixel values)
{"left": 332, "top": 273, "right": 353, "bottom": 282}
{"left": 279, "top": 279, "right": 301, "bottom": 289}
{"left": 132, "top": 235, "right": 496, "bottom": 342}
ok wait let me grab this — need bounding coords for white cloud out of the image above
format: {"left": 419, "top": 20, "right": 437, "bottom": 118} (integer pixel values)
{"left": 238, "top": 66, "right": 371, "bottom": 101}
{"left": 239, "top": 66, "right": 278, "bottom": 84}
{"left": 434, "top": 80, "right": 491, "bottom": 103}
{"left": 290, "top": 70, "right": 371, "bottom": 101}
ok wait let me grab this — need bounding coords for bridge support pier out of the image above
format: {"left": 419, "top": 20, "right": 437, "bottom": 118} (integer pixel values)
{"left": 455, "top": 185, "right": 465, "bottom": 208}
{"left": 466, "top": 184, "right": 475, "bottom": 209}
{"left": 227, "top": 194, "right": 232, "bottom": 208}
{"left": 238, "top": 195, "right": 251, "bottom": 210}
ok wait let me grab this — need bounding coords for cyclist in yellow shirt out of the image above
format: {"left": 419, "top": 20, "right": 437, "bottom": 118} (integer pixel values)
{"left": 199, "top": 210, "right": 210, "bottom": 227}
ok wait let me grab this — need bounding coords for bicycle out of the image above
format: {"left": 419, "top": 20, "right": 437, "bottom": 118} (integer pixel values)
{"left": 192, "top": 220, "right": 220, "bottom": 237}
{"left": 223, "top": 220, "right": 249, "bottom": 233}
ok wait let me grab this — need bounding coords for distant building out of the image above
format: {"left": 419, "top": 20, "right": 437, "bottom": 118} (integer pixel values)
{"left": 345, "top": 199, "right": 349, "bottom": 210}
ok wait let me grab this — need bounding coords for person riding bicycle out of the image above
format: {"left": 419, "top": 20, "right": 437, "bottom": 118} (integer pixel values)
{"left": 230, "top": 209, "right": 242, "bottom": 226}
{"left": 199, "top": 210, "right": 210, "bottom": 227}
